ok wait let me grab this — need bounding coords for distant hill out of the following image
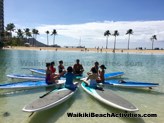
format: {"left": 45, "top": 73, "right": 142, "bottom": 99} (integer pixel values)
{"left": 27, "top": 38, "right": 47, "bottom": 47}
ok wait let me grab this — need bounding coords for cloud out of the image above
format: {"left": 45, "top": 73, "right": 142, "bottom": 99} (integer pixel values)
{"left": 17, "top": 20, "right": 163, "bottom": 48}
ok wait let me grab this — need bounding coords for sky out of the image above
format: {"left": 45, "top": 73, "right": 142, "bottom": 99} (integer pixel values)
{"left": 4, "top": 0, "right": 164, "bottom": 49}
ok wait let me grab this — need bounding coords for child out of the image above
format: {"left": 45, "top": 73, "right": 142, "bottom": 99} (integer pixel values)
{"left": 50, "top": 61, "right": 56, "bottom": 74}
{"left": 65, "top": 66, "right": 77, "bottom": 91}
{"left": 98, "top": 64, "right": 106, "bottom": 83}
{"left": 86, "top": 67, "right": 98, "bottom": 88}
{"left": 87, "top": 61, "right": 99, "bottom": 75}
{"left": 86, "top": 67, "right": 103, "bottom": 90}
{"left": 45, "top": 63, "right": 58, "bottom": 84}
{"left": 58, "top": 60, "right": 66, "bottom": 76}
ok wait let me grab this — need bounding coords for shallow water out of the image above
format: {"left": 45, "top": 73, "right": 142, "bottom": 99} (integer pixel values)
{"left": 0, "top": 50, "right": 164, "bottom": 123}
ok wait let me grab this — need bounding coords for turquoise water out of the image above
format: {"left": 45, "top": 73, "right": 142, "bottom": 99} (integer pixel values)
{"left": 0, "top": 50, "right": 164, "bottom": 123}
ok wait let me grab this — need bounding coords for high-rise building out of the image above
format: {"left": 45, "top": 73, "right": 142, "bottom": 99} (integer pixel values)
{"left": 0, "top": 0, "right": 4, "bottom": 41}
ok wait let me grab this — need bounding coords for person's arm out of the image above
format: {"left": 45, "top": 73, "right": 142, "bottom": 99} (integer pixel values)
{"left": 86, "top": 75, "right": 90, "bottom": 81}
{"left": 81, "top": 65, "right": 84, "bottom": 72}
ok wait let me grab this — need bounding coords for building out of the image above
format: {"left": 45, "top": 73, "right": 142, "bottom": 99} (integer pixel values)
{"left": 0, "top": 0, "right": 4, "bottom": 42}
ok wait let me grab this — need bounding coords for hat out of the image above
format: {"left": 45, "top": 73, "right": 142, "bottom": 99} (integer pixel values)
{"left": 100, "top": 64, "right": 106, "bottom": 69}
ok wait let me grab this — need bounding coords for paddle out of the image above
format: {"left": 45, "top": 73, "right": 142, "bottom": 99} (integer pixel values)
{"left": 39, "top": 89, "right": 54, "bottom": 98}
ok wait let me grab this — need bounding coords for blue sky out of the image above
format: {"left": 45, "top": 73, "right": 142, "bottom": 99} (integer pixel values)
{"left": 4, "top": 0, "right": 164, "bottom": 48}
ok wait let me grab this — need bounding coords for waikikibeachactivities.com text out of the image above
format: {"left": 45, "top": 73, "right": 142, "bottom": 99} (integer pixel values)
{"left": 67, "top": 112, "right": 157, "bottom": 118}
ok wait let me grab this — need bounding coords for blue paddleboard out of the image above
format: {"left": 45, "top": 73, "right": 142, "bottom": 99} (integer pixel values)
{"left": 104, "top": 80, "right": 159, "bottom": 88}
{"left": 0, "top": 80, "right": 65, "bottom": 90}
{"left": 104, "top": 72, "right": 124, "bottom": 79}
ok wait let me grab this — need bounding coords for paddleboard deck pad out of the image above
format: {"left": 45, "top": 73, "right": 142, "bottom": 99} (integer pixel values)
{"left": 81, "top": 82, "right": 138, "bottom": 112}
{"left": 23, "top": 82, "right": 78, "bottom": 112}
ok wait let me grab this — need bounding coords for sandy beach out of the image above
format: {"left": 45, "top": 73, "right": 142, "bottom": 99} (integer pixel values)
{"left": 3, "top": 46, "right": 164, "bottom": 54}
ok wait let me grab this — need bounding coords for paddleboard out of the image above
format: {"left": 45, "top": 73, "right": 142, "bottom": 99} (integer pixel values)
{"left": 81, "top": 82, "right": 138, "bottom": 112}
{"left": 104, "top": 72, "right": 124, "bottom": 79}
{"left": 104, "top": 80, "right": 159, "bottom": 88}
{"left": 30, "top": 68, "right": 46, "bottom": 75}
{"left": 7, "top": 74, "right": 45, "bottom": 81}
{"left": 0, "top": 80, "right": 65, "bottom": 90}
{"left": 22, "top": 82, "right": 78, "bottom": 112}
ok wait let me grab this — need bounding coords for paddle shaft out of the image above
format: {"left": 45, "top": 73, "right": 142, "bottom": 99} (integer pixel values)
{"left": 40, "top": 90, "right": 54, "bottom": 98}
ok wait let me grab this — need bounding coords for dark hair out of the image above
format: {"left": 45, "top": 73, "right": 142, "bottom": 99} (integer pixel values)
{"left": 76, "top": 59, "right": 80, "bottom": 62}
{"left": 67, "top": 66, "right": 73, "bottom": 72}
{"left": 95, "top": 61, "right": 99, "bottom": 65}
{"left": 91, "top": 67, "right": 97, "bottom": 73}
{"left": 100, "top": 64, "right": 106, "bottom": 69}
{"left": 51, "top": 61, "right": 55, "bottom": 65}
{"left": 46, "top": 63, "right": 51, "bottom": 67}
{"left": 59, "top": 60, "right": 63, "bottom": 64}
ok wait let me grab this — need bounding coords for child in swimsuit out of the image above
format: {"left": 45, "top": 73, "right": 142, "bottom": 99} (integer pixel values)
{"left": 58, "top": 60, "right": 66, "bottom": 76}
{"left": 97, "top": 64, "right": 106, "bottom": 83}
{"left": 46, "top": 63, "right": 58, "bottom": 84}
{"left": 65, "top": 66, "right": 77, "bottom": 91}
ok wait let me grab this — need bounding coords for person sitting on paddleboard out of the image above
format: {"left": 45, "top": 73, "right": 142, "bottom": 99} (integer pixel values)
{"left": 86, "top": 67, "right": 103, "bottom": 90}
{"left": 50, "top": 61, "right": 59, "bottom": 78}
{"left": 97, "top": 64, "right": 106, "bottom": 83}
{"left": 73, "top": 59, "right": 84, "bottom": 76}
{"left": 46, "top": 63, "right": 58, "bottom": 84}
{"left": 50, "top": 61, "right": 56, "bottom": 73}
{"left": 58, "top": 60, "right": 66, "bottom": 76}
{"left": 87, "top": 61, "right": 99, "bottom": 75}
{"left": 65, "top": 66, "right": 77, "bottom": 91}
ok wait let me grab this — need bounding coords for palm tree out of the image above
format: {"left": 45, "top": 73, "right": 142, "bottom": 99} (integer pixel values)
{"left": 51, "top": 29, "right": 57, "bottom": 45}
{"left": 113, "top": 30, "right": 119, "bottom": 53}
{"left": 6, "top": 23, "right": 15, "bottom": 38}
{"left": 16, "top": 29, "right": 24, "bottom": 38}
{"left": 24, "top": 28, "right": 32, "bottom": 43}
{"left": 46, "top": 31, "right": 49, "bottom": 46}
{"left": 126, "top": 29, "right": 133, "bottom": 50}
{"left": 104, "top": 30, "right": 111, "bottom": 49}
{"left": 32, "top": 29, "right": 39, "bottom": 46}
{"left": 150, "top": 35, "right": 157, "bottom": 50}
{"left": 32, "top": 29, "right": 36, "bottom": 46}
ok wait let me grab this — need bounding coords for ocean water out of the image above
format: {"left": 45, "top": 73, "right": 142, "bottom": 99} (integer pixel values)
{"left": 0, "top": 50, "right": 164, "bottom": 123}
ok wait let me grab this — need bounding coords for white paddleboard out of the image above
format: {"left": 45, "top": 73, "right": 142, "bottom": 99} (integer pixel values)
{"left": 81, "top": 81, "right": 138, "bottom": 112}
{"left": 22, "top": 82, "right": 78, "bottom": 112}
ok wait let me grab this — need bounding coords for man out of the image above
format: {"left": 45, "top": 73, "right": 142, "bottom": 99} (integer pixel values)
{"left": 73, "top": 59, "right": 84, "bottom": 75}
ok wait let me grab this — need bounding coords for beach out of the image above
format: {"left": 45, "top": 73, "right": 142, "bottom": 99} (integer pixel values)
{"left": 3, "top": 46, "right": 164, "bottom": 54}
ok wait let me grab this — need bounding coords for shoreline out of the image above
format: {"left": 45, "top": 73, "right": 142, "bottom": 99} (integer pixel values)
{"left": 2, "top": 46, "right": 164, "bottom": 54}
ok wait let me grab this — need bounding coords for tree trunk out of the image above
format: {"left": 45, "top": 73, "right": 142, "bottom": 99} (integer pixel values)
{"left": 128, "top": 34, "right": 130, "bottom": 50}
{"left": 113, "top": 36, "right": 116, "bottom": 53}
{"left": 106, "top": 36, "right": 108, "bottom": 49}
{"left": 152, "top": 40, "right": 154, "bottom": 50}
{"left": 53, "top": 35, "right": 55, "bottom": 45}
{"left": 47, "top": 34, "right": 49, "bottom": 46}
